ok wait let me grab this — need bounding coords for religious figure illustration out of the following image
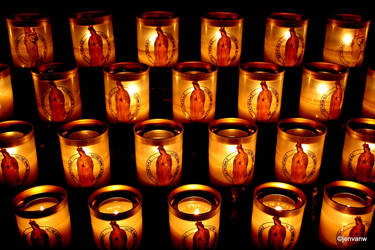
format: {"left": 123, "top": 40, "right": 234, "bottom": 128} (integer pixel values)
{"left": 351, "top": 30, "right": 365, "bottom": 64}
{"left": 193, "top": 221, "right": 210, "bottom": 250}
{"left": 256, "top": 81, "right": 272, "bottom": 121}
{"left": 190, "top": 81, "right": 205, "bottom": 121}
{"left": 88, "top": 25, "right": 104, "bottom": 66}
{"left": 285, "top": 26, "right": 299, "bottom": 66}
{"left": 76, "top": 147, "right": 95, "bottom": 187}
{"left": 217, "top": 27, "right": 231, "bottom": 66}
{"left": 115, "top": 81, "right": 131, "bottom": 122}
{"left": 24, "top": 26, "right": 40, "bottom": 67}
{"left": 328, "top": 81, "right": 343, "bottom": 120}
{"left": 348, "top": 216, "right": 366, "bottom": 247}
{"left": 156, "top": 145, "right": 172, "bottom": 186}
{"left": 232, "top": 144, "right": 248, "bottom": 185}
{"left": 49, "top": 81, "right": 66, "bottom": 122}
{"left": 268, "top": 216, "right": 286, "bottom": 250}
{"left": 29, "top": 220, "right": 49, "bottom": 248}
{"left": 109, "top": 221, "right": 128, "bottom": 250}
{"left": 1, "top": 148, "right": 20, "bottom": 187}
{"left": 291, "top": 142, "right": 308, "bottom": 184}
{"left": 356, "top": 143, "right": 374, "bottom": 183}
{"left": 154, "top": 26, "right": 169, "bottom": 66}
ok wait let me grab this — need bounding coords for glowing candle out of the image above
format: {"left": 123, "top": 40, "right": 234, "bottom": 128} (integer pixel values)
{"left": 362, "top": 66, "right": 375, "bottom": 118}
{"left": 0, "top": 64, "right": 14, "bottom": 120}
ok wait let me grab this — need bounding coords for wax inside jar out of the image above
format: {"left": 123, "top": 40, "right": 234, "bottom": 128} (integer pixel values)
{"left": 23, "top": 197, "right": 59, "bottom": 211}
{"left": 332, "top": 192, "right": 367, "bottom": 208}
{"left": 68, "top": 130, "right": 101, "bottom": 139}
{"left": 177, "top": 196, "right": 212, "bottom": 214}
{"left": 98, "top": 197, "right": 133, "bottom": 214}
{"left": 0, "top": 131, "right": 25, "bottom": 141}
{"left": 286, "top": 128, "right": 318, "bottom": 137}
{"left": 262, "top": 194, "right": 297, "bottom": 210}
{"left": 216, "top": 128, "right": 250, "bottom": 137}
{"left": 142, "top": 129, "right": 176, "bottom": 139}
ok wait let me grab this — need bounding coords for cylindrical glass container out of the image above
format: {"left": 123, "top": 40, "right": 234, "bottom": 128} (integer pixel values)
{"left": 69, "top": 11, "right": 115, "bottom": 67}
{"left": 264, "top": 12, "right": 309, "bottom": 67}
{"left": 6, "top": 13, "right": 54, "bottom": 68}
{"left": 299, "top": 62, "right": 348, "bottom": 122}
{"left": 136, "top": 11, "right": 179, "bottom": 67}
{"left": 57, "top": 119, "right": 110, "bottom": 188}
{"left": 172, "top": 61, "right": 218, "bottom": 123}
{"left": 323, "top": 14, "right": 370, "bottom": 68}
{"left": 251, "top": 182, "right": 307, "bottom": 249}
{"left": 208, "top": 118, "right": 257, "bottom": 187}
{"left": 362, "top": 66, "right": 375, "bottom": 118}
{"left": 275, "top": 118, "right": 327, "bottom": 184}
{"left": 238, "top": 62, "right": 285, "bottom": 123}
{"left": 133, "top": 119, "right": 183, "bottom": 186}
{"left": 12, "top": 185, "right": 72, "bottom": 248}
{"left": 0, "top": 64, "right": 14, "bottom": 120}
{"left": 168, "top": 184, "right": 222, "bottom": 249}
{"left": 103, "top": 62, "right": 150, "bottom": 124}
{"left": 201, "top": 12, "right": 243, "bottom": 67}
{"left": 88, "top": 185, "right": 143, "bottom": 249}
{"left": 31, "top": 62, "right": 82, "bottom": 123}
{"left": 319, "top": 181, "right": 375, "bottom": 248}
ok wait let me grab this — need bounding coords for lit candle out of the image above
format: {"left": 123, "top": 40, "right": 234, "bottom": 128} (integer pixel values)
{"left": 12, "top": 185, "right": 72, "bottom": 248}
{"left": 319, "top": 181, "right": 375, "bottom": 248}
{"left": 251, "top": 182, "right": 306, "bottom": 249}
{"left": 133, "top": 119, "right": 183, "bottom": 186}
{"left": 168, "top": 184, "right": 221, "bottom": 249}
{"left": 362, "top": 66, "right": 375, "bottom": 118}
{"left": 88, "top": 185, "right": 143, "bottom": 249}
{"left": 0, "top": 64, "right": 14, "bottom": 120}
{"left": 57, "top": 119, "right": 110, "bottom": 188}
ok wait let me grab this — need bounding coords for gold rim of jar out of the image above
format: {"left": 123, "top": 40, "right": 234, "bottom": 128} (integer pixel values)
{"left": 103, "top": 62, "right": 150, "bottom": 82}
{"left": 323, "top": 180, "right": 375, "bottom": 214}
{"left": 6, "top": 13, "right": 50, "bottom": 27}
{"left": 88, "top": 185, "right": 142, "bottom": 220}
{"left": 266, "top": 12, "right": 308, "bottom": 27}
{"left": 254, "top": 182, "right": 307, "bottom": 217}
{"left": 239, "top": 62, "right": 285, "bottom": 81}
{"left": 0, "top": 120, "right": 35, "bottom": 148}
{"left": 201, "top": 12, "right": 243, "bottom": 27}
{"left": 133, "top": 119, "right": 184, "bottom": 146}
{"left": 367, "top": 66, "right": 375, "bottom": 78}
{"left": 137, "top": 11, "right": 179, "bottom": 26}
{"left": 13, "top": 185, "right": 68, "bottom": 218}
{"left": 346, "top": 118, "right": 375, "bottom": 142}
{"left": 303, "top": 62, "right": 348, "bottom": 81}
{"left": 57, "top": 119, "right": 109, "bottom": 146}
{"left": 69, "top": 10, "right": 112, "bottom": 25}
{"left": 173, "top": 61, "right": 218, "bottom": 81}
{"left": 168, "top": 184, "right": 222, "bottom": 221}
{"left": 208, "top": 118, "right": 257, "bottom": 144}
{"left": 328, "top": 14, "right": 370, "bottom": 28}
{"left": 277, "top": 118, "right": 327, "bottom": 143}
{"left": 0, "top": 64, "right": 10, "bottom": 78}
{"left": 31, "top": 62, "right": 78, "bottom": 80}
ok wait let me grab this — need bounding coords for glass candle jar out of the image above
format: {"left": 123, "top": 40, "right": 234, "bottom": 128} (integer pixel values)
{"left": 13, "top": 185, "right": 72, "bottom": 248}
{"left": 238, "top": 62, "right": 285, "bottom": 123}
{"left": 136, "top": 11, "right": 179, "bottom": 67}
{"left": 299, "top": 62, "right": 348, "bottom": 122}
{"left": 208, "top": 118, "right": 257, "bottom": 187}
{"left": 251, "top": 182, "right": 307, "bottom": 249}
{"left": 103, "top": 62, "right": 149, "bottom": 124}
{"left": 172, "top": 61, "right": 218, "bottom": 123}
{"left": 0, "top": 64, "right": 14, "bottom": 120}
{"left": 69, "top": 11, "right": 115, "bottom": 67}
{"left": 362, "top": 66, "right": 375, "bottom": 118}
{"left": 168, "top": 184, "right": 222, "bottom": 249}
{"left": 88, "top": 185, "right": 143, "bottom": 249}
{"left": 133, "top": 119, "right": 183, "bottom": 186}
{"left": 264, "top": 12, "right": 309, "bottom": 67}
{"left": 57, "top": 119, "right": 110, "bottom": 188}
{"left": 201, "top": 12, "right": 243, "bottom": 67}
{"left": 319, "top": 180, "right": 375, "bottom": 248}
{"left": 31, "top": 62, "right": 82, "bottom": 123}
{"left": 323, "top": 14, "right": 370, "bottom": 68}
{"left": 275, "top": 118, "right": 327, "bottom": 184}
{"left": 6, "top": 13, "right": 54, "bottom": 68}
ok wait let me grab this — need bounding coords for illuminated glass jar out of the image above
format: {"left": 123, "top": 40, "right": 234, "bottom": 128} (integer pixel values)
{"left": 6, "top": 13, "right": 54, "bottom": 68}
{"left": 275, "top": 118, "right": 327, "bottom": 185}
{"left": 133, "top": 119, "right": 183, "bottom": 186}
{"left": 103, "top": 62, "right": 149, "bottom": 124}
{"left": 69, "top": 11, "right": 116, "bottom": 67}
{"left": 0, "top": 64, "right": 14, "bottom": 120}
{"left": 238, "top": 62, "right": 285, "bottom": 123}
{"left": 264, "top": 12, "right": 308, "bottom": 67}
{"left": 57, "top": 119, "right": 110, "bottom": 188}
{"left": 201, "top": 12, "right": 243, "bottom": 67}
{"left": 168, "top": 184, "right": 222, "bottom": 249}
{"left": 88, "top": 185, "right": 143, "bottom": 249}
{"left": 251, "top": 182, "right": 306, "bottom": 249}
{"left": 136, "top": 11, "right": 179, "bottom": 67}
{"left": 172, "top": 61, "right": 218, "bottom": 123}
{"left": 208, "top": 118, "right": 257, "bottom": 187}
{"left": 299, "top": 62, "right": 348, "bottom": 122}
{"left": 13, "top": 185, "right": 72, "bottom": 248}
{"left": 319, "top": 181, "right": 375, "bottom": 248}
{"left": 323, "top": 14, "right": 370, "bottom": 68}
{"left": 31, "top": 62, "right": 82, "bottom": 123}
{"left": 362, "top": 66, "right": 375, "bottom": 118}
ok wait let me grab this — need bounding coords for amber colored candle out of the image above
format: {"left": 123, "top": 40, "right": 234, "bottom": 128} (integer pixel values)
{"left": 0, "top": 64, "right": 14, "bottom": 120}
{"left": 362, "top": 66, "right": 375, "bottom": 118}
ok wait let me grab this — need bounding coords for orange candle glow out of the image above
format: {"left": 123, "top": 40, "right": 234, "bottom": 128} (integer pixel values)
{"left": 0, "top": 64, "right": 14, "bottom": 120}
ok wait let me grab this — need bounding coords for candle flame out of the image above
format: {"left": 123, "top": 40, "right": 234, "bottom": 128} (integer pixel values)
{"left": 114, "top": 210, "right": 118, "bottom": 215}
{"left": 343, "top": 34, "right": 353, "bottom": 45}
{"left": 317, "top": 84, "right": 329, "bottom": 95}
{"left": 40, "top": 206, "right": 45, "bottom": 211}
{"left": 275, "top": 206, "right": 282, "bottom": 211}
{"left": 194, "top": 208, "right": 200, "bottom": 215}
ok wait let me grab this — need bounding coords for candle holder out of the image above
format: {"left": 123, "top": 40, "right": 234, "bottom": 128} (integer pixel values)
{"left": 57, "top": 119, "right": 110, "bottom": 188}
{"left": 172, "top": 61, "right": 218, "bottom": 123}
{"left": 201, "top": 12, "right": 243, "bottom": 67}
{"left": 136, "top": 11, "right": 179, "bottom": 67}
{"left": 323, "top": 14, "right": 370, "bottom": 68}
{"left": 88, "top": 185, "right": 143, "bottom": 249}
{"left": 264, "top": 12, "right": 309, "bottom": 67}
{"left": 319, "top": 180, "right": 375, "bottom": 248}
{"left": 251, "top": 182, "right": 307, "bottom": 249}
{"left": 69, "top": 11, "right": 115, "bottom": 67}
{"left": 12, "top": 185, "right": 72, "bottom": 248}
{"left": 0, "top": 64, "right": 14, "bottom": 120}
{"left": 6, "top": 13, "right": 54, "bottom": 68}
{"left": 362, "top": 66, "right": 375, "bottom": 118}
{"left": 133, "top": 119, "right": 183, "bottom": 186}
{"left": 103, "top": 62, "right": 150, "bottom": 124}
{"left": 275, "top": 118, "right": 327, "bottom": 184}
{"left": 0, "top": 120, "right": 38, "bottom": 187}
{"left": 238, "top": 62, "right": 285, "bottom": 123}
{"left": 208, "top": 118, "right": 257, "bottom": 187}
{"left": 31, "top": 62, "right": 82, "bottom": 123}
{"left": 299, "top": 62, "right": 348, "bottom": 122}
{"left": 168, "top": 184, "right": 222, "bottom": 249}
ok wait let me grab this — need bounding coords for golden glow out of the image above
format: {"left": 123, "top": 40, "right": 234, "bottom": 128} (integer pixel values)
{"left": 215, "top": 30, "right": 222, "bottom": 40}
{"left": 284, "top": 30, "right": 291, "bottom": 39}
{"left": 275, "top": 206, "right": 282, "bottom": 211}
{"left": 114, "top": 210, "right": 118, "bottom": 215}
{"left": 148, "top": 33, "right": 158, "bottom": 44}
{"left": 194, "top": 208, "right": 200, "bottom": 215}
{"left": 343, "top": 34, "right": 353, "bottom": 45}
{"left": 126, "top": 83, "right": 139, "bottom": 97}
{"left": 40, "top": 206, "right": 45, "bottom": 211}
{"left": 317, "top": 83, "right": 329, "bottom": 95}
